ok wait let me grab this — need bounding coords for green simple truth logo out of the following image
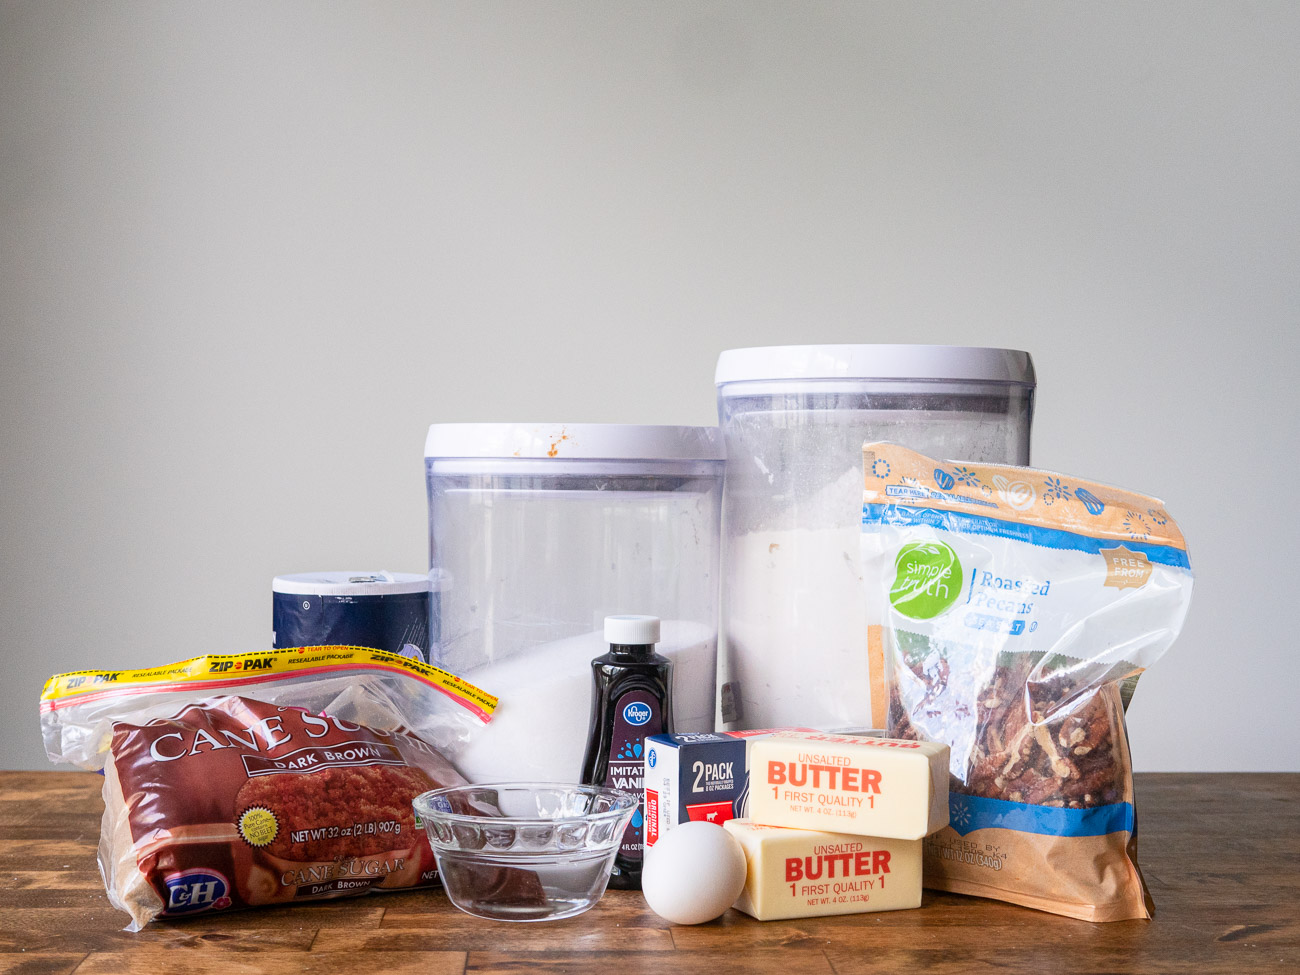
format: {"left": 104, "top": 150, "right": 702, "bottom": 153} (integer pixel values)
{"left": 890, "top": 542, "right": 963, "bottom": 619}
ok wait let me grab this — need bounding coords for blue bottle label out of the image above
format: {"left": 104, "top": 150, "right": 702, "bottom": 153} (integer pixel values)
{"left": 604, "top": 689, "right": 662, "bottom": 861}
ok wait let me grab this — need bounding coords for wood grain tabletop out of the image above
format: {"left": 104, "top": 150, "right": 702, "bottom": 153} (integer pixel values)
{"left": 1, "top": 771, "right": 1295, "bottom": 974}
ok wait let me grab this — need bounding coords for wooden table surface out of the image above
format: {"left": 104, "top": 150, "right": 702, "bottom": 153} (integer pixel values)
{"left": 1, "top": 771, "right": 1295, "bottom": 974}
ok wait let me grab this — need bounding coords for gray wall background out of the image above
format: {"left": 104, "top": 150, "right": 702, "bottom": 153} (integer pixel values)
{"left": 3, "top": 1, "right": 1296, "bottom": 771}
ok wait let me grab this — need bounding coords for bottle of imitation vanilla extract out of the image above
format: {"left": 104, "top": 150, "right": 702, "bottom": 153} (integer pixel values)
{"left": 580, "top": 615, "right": 673, "bottom": 891}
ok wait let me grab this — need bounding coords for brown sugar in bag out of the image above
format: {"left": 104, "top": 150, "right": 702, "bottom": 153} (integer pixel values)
{"left": 103, "top": 696, "right": 455, "bottom": 925}
{"left": 41, "top": 647, "right": 499, "bottom": 928}
{"left": 860, "top": 444, "right": 1193, "bottom": 921}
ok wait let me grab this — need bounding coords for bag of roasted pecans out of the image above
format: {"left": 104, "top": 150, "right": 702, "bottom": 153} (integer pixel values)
{"left": 41, "top": 646, "right": 499, "bottom": 928}
{"left": 860, "top": 443, "right": 1192, "bottom": 921}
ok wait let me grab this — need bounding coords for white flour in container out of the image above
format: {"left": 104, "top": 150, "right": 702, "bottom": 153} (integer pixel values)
{"left": 455, "top": 620, "right": 716, "bottom": 783}
{"left": 723, "top": 526, "right": 871, "bottom": 730}
{"left": 718, "top": 399, "right": 1031, "bottom": 732}
{"left": 721, "top": 467, "right": 876, "bottom": 731}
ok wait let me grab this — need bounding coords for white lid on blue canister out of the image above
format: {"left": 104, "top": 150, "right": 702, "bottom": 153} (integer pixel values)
{"left": 272, "top": 571, "right": 430, "bottom": 596}
{"left": 424, "top": 424, "right": 724, "bottom": 461}
{"left": 714, "top": 345, "right": 1035, "bottom": 386}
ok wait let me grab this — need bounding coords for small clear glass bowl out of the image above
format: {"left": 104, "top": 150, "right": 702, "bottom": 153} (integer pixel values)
{"left": 412, "top": 782, "right": 638, "bottom": 922}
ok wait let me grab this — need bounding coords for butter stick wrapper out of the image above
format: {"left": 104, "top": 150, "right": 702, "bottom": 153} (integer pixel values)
{"left": 747, "top": 731, "right": 949, "bottom": 840}
{"left": 724, "top": 819, "right": 922, "bottom": 920}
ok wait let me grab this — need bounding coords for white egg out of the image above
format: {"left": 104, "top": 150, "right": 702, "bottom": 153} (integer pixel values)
{"left": 641, "top": 821, "right": 748, "bottom": 925}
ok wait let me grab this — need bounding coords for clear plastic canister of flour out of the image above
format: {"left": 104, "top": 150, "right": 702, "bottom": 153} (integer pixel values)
{"left": 424, "top": 423, "right": 724, "bottom": 783}
{"left": 714, "top": 345, "right": 1035, "bottom": 732}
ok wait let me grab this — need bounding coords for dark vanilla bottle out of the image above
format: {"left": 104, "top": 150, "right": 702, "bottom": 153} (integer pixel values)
{"left": 580, "top": 615, "right": 673, "bottom": 891}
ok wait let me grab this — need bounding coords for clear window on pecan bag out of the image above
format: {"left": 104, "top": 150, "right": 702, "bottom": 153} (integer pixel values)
{"left": 860, "top": 443, "right": 1193, "bottom": 921}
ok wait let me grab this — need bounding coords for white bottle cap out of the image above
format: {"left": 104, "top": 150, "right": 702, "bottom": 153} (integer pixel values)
{"left": 605, "top": 615, "right": 661, "bottom": 646}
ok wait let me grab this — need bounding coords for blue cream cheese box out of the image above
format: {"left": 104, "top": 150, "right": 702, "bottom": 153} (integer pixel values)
{"left": 643, "top": 729, "right": 810, "bottom": 849}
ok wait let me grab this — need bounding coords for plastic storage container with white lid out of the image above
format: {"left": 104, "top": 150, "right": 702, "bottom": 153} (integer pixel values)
{"left": 425, "top": 423, "right": 724, "bottom": 784}
{"left": 715, "top": 345, "right": 1035, "bottom": 732}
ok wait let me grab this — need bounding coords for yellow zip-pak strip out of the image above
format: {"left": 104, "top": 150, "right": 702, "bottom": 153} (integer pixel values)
{"left": 39, "top": 645, "right": 497, "bottom": 722}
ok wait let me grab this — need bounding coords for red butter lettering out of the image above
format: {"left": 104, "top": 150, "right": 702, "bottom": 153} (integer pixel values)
{"left": 770, "top": 760, "right": 882, "bottom": 793}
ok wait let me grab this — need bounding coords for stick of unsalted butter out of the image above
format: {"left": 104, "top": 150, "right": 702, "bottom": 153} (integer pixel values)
{"left": 747, "top": 731, "right": 949, "bottom": 840}
{"left": 724, "top": 819, "right": 922, "bottom": 920}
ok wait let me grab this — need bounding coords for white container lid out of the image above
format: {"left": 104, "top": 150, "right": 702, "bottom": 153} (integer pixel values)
{"left": 715, "top": 345, "right": 1035, "bottom": 386}
{"left": 272, "top": 571, "right": 430, "bottom": 596}
{"left": 605, "top": 615, "right": 661, "bottom": 645}
{"left": 424, "top": 423, "right": 724, "bottom": 461}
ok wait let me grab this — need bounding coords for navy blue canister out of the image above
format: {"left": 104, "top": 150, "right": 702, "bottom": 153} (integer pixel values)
{"left": 272, "top": 571, "right": 431, "bottom": 663}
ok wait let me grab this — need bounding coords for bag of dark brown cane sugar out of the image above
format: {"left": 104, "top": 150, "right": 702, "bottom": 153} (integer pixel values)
{"left": 40, "top": 646, "right": 501, "bottom": 929}
{"left": 860, "top": 444, "right": 1193, "bottom": 921}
